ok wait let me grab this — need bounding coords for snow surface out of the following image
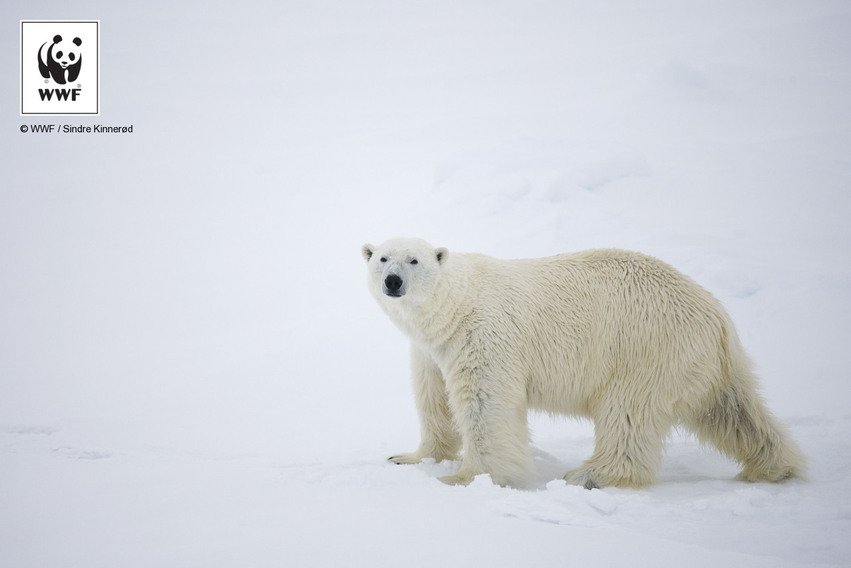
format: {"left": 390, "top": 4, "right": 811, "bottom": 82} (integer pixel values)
{"left": 2, "top": 1, "right": 851, "bottom": 566}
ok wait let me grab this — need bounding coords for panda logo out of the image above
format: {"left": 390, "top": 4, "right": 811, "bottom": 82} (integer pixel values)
{"left": 37, "top": 34, "right": 82, "bottom": 85}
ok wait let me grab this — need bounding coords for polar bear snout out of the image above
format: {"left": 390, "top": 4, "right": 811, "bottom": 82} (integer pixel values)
{"left": 384, "top": 274, "right": 405, "bottom": 297}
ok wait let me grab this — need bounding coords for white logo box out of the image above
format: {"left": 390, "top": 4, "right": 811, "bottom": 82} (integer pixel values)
{"left": 20, "top": 20, "right": 100, "bottom": 115}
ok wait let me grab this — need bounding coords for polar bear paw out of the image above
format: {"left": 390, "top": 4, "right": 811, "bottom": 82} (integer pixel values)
{"left": 564, "top": 466, "right": 601, "bottom": 490}
{"left": 388, "top": 452, "right": 424, "bottom": 465}
{"left": 438, "top": 470, "right": 477, "bottom": 486}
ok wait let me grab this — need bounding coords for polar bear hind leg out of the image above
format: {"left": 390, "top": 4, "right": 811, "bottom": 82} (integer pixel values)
{"left": 566, "top": 384, "right": 671, "bottom": 489}
{"left": 686, "top": 377, "right": 805, "bottom": 482}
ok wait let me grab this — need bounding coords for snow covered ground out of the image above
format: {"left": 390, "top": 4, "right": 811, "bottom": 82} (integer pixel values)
{"left": 2, "top": 1, "right": 850, "bottom": 566}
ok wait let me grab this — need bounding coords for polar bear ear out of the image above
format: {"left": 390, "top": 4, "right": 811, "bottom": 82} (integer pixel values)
{"left": 361, "top": 243, "right": 375, "bottom": 262}
{"left": 435, "top": 247, "right": 448, "bottom": 264}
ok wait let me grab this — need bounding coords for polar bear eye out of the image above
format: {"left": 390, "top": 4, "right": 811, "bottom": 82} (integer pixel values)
{"left": 379, "top": 257, "right": 387, "bottom": 262}
{"left": 410, "top": 259, "right": 418, "bottom": 265}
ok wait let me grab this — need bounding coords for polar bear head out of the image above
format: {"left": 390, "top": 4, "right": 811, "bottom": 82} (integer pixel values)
{"left": 362, "top": 238, "right": 448, "bottom": 305}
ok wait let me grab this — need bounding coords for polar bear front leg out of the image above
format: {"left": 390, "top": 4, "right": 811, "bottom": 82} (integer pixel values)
{"left": 388, "top": 346, "right": 461, "bottom": 465}
{"left": 440, "top": 364, "right": 532, "bottom": 487}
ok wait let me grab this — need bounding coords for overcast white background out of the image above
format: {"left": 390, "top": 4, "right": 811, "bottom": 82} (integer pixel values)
{"left": 2, "top": 1, "right": 850, "bottom": 566}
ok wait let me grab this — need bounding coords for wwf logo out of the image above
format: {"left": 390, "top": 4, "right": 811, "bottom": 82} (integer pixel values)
{"left": 20, "top": 20, "right": 99, "bottom": 115}
{"left": 38, "top": 34, "right": 83, "bottom": 85}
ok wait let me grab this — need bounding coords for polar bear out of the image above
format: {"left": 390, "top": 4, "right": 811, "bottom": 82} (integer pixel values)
{"left": 362, "top": 238, "right": 805, "bottom": 489}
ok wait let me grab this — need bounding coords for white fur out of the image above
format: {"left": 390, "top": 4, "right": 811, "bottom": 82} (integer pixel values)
{"left": 362, "top": 238, "right": 805, "bottom": 489}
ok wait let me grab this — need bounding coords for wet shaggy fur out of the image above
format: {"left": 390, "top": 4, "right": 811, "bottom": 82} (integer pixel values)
{"left": 362, "top": 238, "right": 805, "bottom": 489}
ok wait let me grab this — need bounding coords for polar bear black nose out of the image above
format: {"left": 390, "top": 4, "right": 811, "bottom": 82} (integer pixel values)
{"left": 385, "top": 274, "right": 403, "bottom": 292}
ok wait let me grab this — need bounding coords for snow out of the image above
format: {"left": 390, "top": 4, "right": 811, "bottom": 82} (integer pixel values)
{"left": 2, "top": 1, "right": 850, "bottom": 566}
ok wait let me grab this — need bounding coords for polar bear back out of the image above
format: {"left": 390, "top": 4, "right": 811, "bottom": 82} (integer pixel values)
{"left": 438, "top": 248, "right": 730, "bottom": 418}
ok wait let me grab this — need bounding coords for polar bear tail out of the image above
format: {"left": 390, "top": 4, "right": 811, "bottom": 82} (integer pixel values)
{"left": 688, "top": 321, "right": 806, "bottom": 483}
